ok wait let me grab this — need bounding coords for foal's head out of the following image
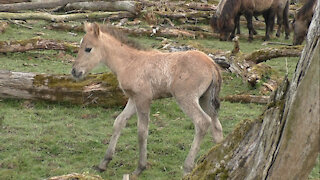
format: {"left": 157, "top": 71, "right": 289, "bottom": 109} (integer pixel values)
{"left": 71, "top": 22, "right": 103, "bottom": 80}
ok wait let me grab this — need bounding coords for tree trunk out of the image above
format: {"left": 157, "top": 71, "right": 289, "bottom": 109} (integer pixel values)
{"left": 184, "top": 1, "right": 320, "bottom": 179}
{"left": 0, "top": 37, "right": 79, "bottom": 53}
{"left": 64, "top": 1, "right": 141, "bottom": 14}
{"left": 0, "top": 11, "right": 132, "bottom": 22}
{"left": 0, "top": 0, "right": 88, "bottom": 12}
{"left": 0, "top": 70, "right": 127, "bottom": 107}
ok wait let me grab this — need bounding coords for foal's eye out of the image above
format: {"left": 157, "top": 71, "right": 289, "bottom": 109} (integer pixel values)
{"left": 85, "top": 47, "right": 92, "bottom": 53}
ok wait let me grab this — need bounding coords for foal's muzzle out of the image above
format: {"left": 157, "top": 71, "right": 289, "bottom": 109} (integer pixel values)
{"left": 71, "top": 68, "right": 84, "bottom": 79}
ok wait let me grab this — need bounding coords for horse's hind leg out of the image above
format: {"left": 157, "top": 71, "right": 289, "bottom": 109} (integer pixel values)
{"left": 199, "top": 91, "right": 223, "bottom": 144}
{"left": 244, "top": 13, "right": 254, "bottom": 42}
{"left": 176, "top": 97, "right": 211, "bottom": 175}
{"left": 98, "top": 99, "right": 136, "bottom": 171}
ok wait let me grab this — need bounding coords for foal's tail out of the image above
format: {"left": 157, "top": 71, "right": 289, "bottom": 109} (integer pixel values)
{"left": 210, "top": 65, "right": 222, "bottom": 110}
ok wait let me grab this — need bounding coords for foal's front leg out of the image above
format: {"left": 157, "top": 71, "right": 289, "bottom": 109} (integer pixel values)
{"left": 132, "top": 97, "right": 151, "bottom": 176}
{"left": 97, "top": 99, "right": 136, "bottom": 171}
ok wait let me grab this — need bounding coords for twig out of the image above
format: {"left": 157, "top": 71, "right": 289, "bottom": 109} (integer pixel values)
{"left": 8, "top": 19, "right": 32, "bottom": 29}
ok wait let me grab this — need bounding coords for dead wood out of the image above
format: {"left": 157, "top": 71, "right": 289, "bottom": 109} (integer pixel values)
{"left": 245, "top": 45, "right": 304, "bottom": 64}
{"left": 48, "top": 173, "right": 103, "bottom": 180}
{"left": 0, "top": 0, "right": 30, "bottom": 4}
{"left": 0, "top": 11, "right": 132, "bottom": 22}
{"left": 221, "top": 94, "right": 269, "bottom": 104}
{"left": 0, "top": 0, "right": 88, "bottom": 12}
{"left": 0, "top": 70, "right": 127, "bottom": 107}
{"left": 0, "top": 37, "right": 79, "bottom": 53}
{"left": 154, "top": 10, "right": 211, "bottom": 20}
{"left": 64, "top": 1, "right": 142, "bottom": 15}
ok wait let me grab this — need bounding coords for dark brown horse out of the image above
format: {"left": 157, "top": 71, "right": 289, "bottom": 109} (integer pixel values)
{"left": 211, "top": 0, "right": 290, "bottom": 41}
{"left": 292, "top": 0, "right": 317, "bottom": 45}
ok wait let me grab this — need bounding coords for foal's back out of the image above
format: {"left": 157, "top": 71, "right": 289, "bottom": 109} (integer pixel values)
{"left": 119, "top": 50, "right": 218, "bottom": 100}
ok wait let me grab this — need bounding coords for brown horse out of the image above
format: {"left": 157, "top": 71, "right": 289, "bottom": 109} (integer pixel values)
{"left": 71, "top": 23, "right": 223, "bottom": 176}
{"left": 292, "top": 0, "right": 317, "bottom": 45}
{"left": 211, "top": 0, "right": 290, "bottom": 41}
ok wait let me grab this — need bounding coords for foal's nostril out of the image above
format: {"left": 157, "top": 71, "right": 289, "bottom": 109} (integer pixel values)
{"left": 71, "top": 68, "right": 84, "bottom": 79}
{"left": 78, "top": 71, "right": 83, "bottom": 77}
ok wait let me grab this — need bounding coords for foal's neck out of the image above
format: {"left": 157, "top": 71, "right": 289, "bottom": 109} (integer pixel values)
{"left": 100, "top": 32, "right": 143, "bottom": 76}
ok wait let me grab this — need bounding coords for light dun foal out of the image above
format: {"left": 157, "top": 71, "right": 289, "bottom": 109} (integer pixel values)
{"left": 71, "top": 22, "right": 223, "bottom": 176}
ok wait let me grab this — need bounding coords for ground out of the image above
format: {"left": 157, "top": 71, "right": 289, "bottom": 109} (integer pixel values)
{"left": 0, "top": 20, "right": 318, "bottom": 180}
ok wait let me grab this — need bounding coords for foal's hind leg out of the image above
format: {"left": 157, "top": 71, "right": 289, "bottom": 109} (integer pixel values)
{"left": 98, "top": 99, "right": 136, "bottom": 171}
{"left": 199, "top": 93, "right": 223, "bottom": 143}
{"left": 176, "top": 97, "right": 211, "bottom": 175}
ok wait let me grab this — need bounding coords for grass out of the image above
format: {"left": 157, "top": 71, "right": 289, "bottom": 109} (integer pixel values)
{"left": 0, "top": 20, "right": 318, "bottom": 180}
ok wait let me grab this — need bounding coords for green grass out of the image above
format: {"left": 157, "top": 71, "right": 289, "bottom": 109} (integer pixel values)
{"left": 0, "top": 20, "right": 318, "bottom": 180}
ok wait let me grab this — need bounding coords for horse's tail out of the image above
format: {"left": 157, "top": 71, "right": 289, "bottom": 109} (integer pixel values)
{"left": 210, "top": 65, "right": 222, "bottom": 110}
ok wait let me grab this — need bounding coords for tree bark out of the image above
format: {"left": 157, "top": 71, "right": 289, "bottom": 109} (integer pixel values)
{"left": 0, "top": 70, "right": 127, "bottom": 107}
{"left": 0, "top": 11, "right": 132, "bottom": 22}
{"left": 0, "top": 0, "right": 88, "bottom": 12}
{"left": 184, "top": 1, "right": 320, "bottom": 179}
{"left": 64, "top": 1, "right": 141, "bottom": 15}
{"left": 0, "top": 37, "right": 79, "bottom": 53}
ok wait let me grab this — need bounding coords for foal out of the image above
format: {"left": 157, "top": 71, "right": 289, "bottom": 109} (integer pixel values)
{"left": 71, "top": 22, "right": 223, "bottom": 176}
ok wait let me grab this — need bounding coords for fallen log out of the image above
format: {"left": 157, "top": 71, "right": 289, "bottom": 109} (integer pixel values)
{"left": 48, "top": 173, "right": 103, "bottom": 180}
{"left": 0, "top": 37, "right": 79, "bottom": 53}
{"left": 0, "top": 0, "right": 30, "bottom": 4}
{"left": 0, "top": 0, "right": 88, "bottom": 12}
{"left": 46, "top": 23, "right": 214, "bottom": 38}
{"left": 0, "top": 11, "right": 133, "bottom": 22}
{"left": 245, "top": 45, "right": 304, "bottom": 64}
{"left": 0, "top": 70, "right": 127, "bottom": 107}
{"left": 154, "top": 10, "right": 211, "bottom": 21}
{"left": 221, "top": 94, "right": 270, "bottom": 104}
{"left": 64, "top": 1, "right": 142, "bottom": 15}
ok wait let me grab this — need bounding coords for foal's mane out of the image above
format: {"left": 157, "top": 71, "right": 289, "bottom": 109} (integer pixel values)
{"left": 99, "top": 24, "right": 147, "bottom": 51}
{"left": 297, "top": 0, "right": 316, "bottom": 18}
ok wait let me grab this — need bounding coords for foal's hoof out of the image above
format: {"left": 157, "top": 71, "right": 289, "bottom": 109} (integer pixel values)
{"left": 93, "top": 165, "right": 106, "bottom": 173}
{"left": 132, "top": 166, "right": 146, "bottom": 176}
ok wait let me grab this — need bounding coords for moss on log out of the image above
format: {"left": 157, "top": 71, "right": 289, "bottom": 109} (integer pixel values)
{"left": 221, "top": 94, "right": 269, "bottom": 104}
{"left": 0, "top": 37, "right": 79, "bottom": 53}
{"left": 0, "top": 70, "right": 127, "bottom": 107}
{"left": 245, "top": 45, "right": 304, "bottom": 64}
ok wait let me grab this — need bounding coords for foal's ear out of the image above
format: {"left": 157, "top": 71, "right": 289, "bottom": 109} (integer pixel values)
{"left": 84, "top": 22, "right": 100, "bottom": 37}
